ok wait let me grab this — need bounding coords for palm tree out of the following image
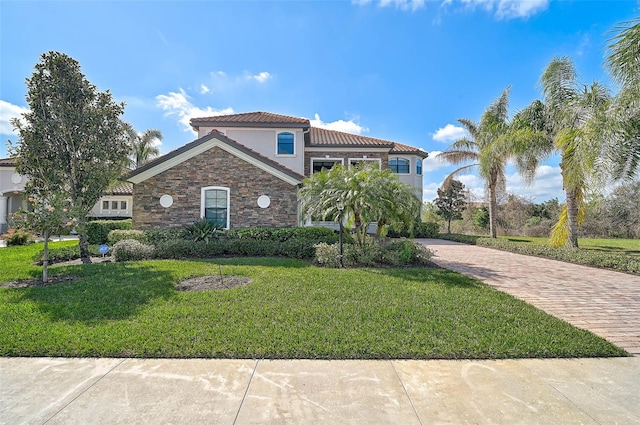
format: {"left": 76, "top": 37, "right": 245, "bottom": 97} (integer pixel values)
{"left": 437, "top": 87, "right": 513, "bottom": 238}
{"left": 298, "top": 162, "right": 420, "bottom": 245}
{"left": 537, "top": 56, "right": 611, "bottom": 248}
{"left": 605, "top": 15, "right": 640, "bottom": 179}
{"left": 125, "top": 124, "right": 162, "bottom": 169}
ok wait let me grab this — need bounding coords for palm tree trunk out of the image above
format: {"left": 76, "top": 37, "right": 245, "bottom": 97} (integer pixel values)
{"left": 488, "top": 186, "right": 498, "bottom": 238}
{"left": 566, "top": 188, "right": 579, "bottom": 248}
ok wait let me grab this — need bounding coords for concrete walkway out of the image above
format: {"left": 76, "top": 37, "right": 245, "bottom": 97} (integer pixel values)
{"left": 2, "top": 357, "right": 639, "bottom": 424}
{"left": 420, "top": 239, "right": 640, "bottom": 356}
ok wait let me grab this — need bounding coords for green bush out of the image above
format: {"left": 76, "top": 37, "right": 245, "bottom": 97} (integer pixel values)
{"left": 2, "top": 228, "right": 35, "bottom": 246}
{"left": 314, "top": 238, "right": 433, "bottom": 268}
{"left": 225, "top": 226, "right": 338, "bottom": 243}
{"left": 112, "top": 239, "right": 155, "bottom": 262}
{"left": 278, "top": 238, "right": 319, "bottom": 259}
{"left": 438, "top": 233, "right": 483, "bottom": 244}
{"left": 144, "top": 228, "right": 186, "bottom": 245}
{"left": 154, "top": 239, "right": 225, "bottom": 259}
{"left": 108, "top": 229, "right": 147, "bottom": 244}
{"left": 33, "top": 245, "right": 79, "bottom": 265}
{"left": 313, "top": 242, "right": 343, "bottom": 268}
{"left": 32, "top": 244, "right": 102, "bottom": 265}
{"left": 87, "top": 219, "right": 132, "bottom": 244}
{"left": 225, "top": 239, "right": 280, "bottom": 256}
{"left": 476, "top": 237, "right": 640, "bottom": 274}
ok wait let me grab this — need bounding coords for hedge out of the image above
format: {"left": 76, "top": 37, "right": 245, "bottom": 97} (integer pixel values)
{"left": 87, "top": 219, "right": 132, "bottom": 244}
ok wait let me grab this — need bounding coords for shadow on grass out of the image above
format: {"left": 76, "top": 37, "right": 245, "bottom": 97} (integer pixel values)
{"left": 10, "top": 262, "right": 175, "bottom": 323}
{"left": 361, "top": 266, "right": 484, "bottom": 288}
{"left": 584, "top": 246, "right": 640, "bottom": 257}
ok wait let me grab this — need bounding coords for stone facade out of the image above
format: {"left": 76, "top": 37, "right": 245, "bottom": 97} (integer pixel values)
{"left": 304, "top": 151, "right": 388, "bottom": 176}
{"left": 132, "top": 146, "right": 299, "bottom": 229}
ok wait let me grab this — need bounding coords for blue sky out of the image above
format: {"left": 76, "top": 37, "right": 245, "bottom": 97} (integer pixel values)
{"left": 1, "top": 0, "right": 637, "bottom": 203}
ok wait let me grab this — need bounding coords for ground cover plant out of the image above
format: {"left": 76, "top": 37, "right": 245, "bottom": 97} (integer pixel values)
{"left": 0, "top": 246, "right": 628, "bottom": 359}
{"left": 437, "top": 233, "right": 640, "bottom": 274}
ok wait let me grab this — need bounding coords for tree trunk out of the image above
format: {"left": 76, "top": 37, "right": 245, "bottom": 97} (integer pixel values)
{"left": 488, "top": 186, "right": 498, "bottom": 238}
{"left": 566, "top": 188, "right": 579, "bottom": 248}
{"left": 77, "top": 217, "right": 92, "bottom": 264}
{"left": 447, "top": 217, "right": 452, "bottom": 233}
{"left": 42, "top": 229, "right": 49, "bottom": 283}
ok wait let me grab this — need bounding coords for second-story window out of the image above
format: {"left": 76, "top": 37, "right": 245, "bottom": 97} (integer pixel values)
{"left": 389, "top": 157, "right": 410, "bottom": 174}
{"left": 277, "top": 132, "right": 294, "bottom": 155}
{"left": 416, "top": 159, "right": 422, "bottom": 175}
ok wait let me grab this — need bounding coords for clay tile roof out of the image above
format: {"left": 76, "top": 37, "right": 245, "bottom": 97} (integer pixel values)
{"left": 191, "top": 111, "right": 310, "bottom": 127}
{"left": 105, "top": 181, "right": 133, "bottom": 196}
{"left": 390, "top": 142, "right": 429, "bottom": 158}
{"left": 309, "top": 127, "right": 395, "bottom": 148}
{"left": 0, "top": 158, "right": 16, "bottom": 167}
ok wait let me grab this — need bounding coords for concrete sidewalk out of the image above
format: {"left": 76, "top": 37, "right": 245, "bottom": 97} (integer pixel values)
{"left": 2, "top": 357, "right": 639, "bottom": 424}
{"left": 420, "top": 239, "right": 640, "bottom": 356}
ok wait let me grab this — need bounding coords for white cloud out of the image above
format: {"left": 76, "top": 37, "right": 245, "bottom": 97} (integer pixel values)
{"left": 200, "top": 84, "right": 211, "bottom": 94}
{"left": 249, "top": 72, "right": 272, "bottom": 83}
{"left": 310, "top": 113, "right": 369, "bottom": 134}
{"left": 156, "top": 88, "right": 233, "bottom": 133}
{"left": 353, "top": 0, "right": 425, "bottom": 11}
{"left": 505, "top": 164, "right": 564, "bottom": 202}
{"left": 449, "top": 0, "right": 549, "bottom": 19}
{"left": 0, "top": 100, "right": 28, "bottom": 135}
{"left": 432, "top": 123, "right": 467, "bottom": 143}
{"left": 422, "top": 150, "right": 455, "bottom": 172}
{"left": 423, "top": 172, "right": 484, "bottom": 202}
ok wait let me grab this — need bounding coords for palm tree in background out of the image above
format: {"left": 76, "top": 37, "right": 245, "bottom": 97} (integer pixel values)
{"left": 125, "top": 124, "right": 162, "bottom": 169}
{"left": 437, "top": 87, "right": 513, "bottom": 238}
{"left": 537, "top": 56, "right": 611, "bottom": 248}
{"left": 605, "top": 15, "right": 640, "bottom": 179}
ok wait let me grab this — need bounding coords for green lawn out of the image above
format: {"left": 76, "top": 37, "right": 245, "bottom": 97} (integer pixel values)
{"left": 503, "top": 236, "right": 640, "bottom": 258}
{"left": 0, "top": 243, "right": 628, "bottom": 359}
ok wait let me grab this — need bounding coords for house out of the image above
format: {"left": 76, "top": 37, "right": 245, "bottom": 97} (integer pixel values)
{"left": 0, "top": 158, "right": 133, "bottom": 234}
{"left": 126, "top": 111, "right": 428, "bottom": 230}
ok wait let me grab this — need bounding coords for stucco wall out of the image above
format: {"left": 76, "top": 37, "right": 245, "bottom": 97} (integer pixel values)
{"left": 132, "top": 146, "right": 299, "bottom": 229}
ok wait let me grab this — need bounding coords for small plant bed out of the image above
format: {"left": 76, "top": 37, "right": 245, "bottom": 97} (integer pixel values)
{"left": 438, "top": 233, "right": 640, "bottom": 275}
{"left": 0, "top": 257, "right": 628, "bottom": 359}
{"left": 176, "top": 275, "right": 252, "bottom": 291}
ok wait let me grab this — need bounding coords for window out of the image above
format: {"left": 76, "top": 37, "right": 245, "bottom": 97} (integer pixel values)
{"left": 120, "top": 201, "right": 128, "bottom": 210}
{"left": 312, "top": 160, "right": 340, "bottom": 173}
{"left": 102, "top": 200, "right": 109, "bottom": 210}
{"left": 389, "top": 158, "right": 410, "bottom": 174}
{"left": 201, "top": 187, "right": 230, "bottom": 228}
{"left": 277, "top": 132, "right": 295, "bottom": 155}
{"left": 111, "top": 201, "right": 119, "bottom": 210}
{"left": 416, "top": 159, "right": 422, "bottom": 175}
{"left": 348, "top": 158, "right": 381, "bottom": 169}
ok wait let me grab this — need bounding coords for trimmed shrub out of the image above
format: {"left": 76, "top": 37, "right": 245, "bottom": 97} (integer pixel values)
{"left": 2, "top": 228, "right": 35, "bottom": 246}
{"left": 225, "top": 239, "right": 280, "bottom": 256}
{"left": 437, "top": 233, "right": 483, "bottom": 245}
{"left": 154, "top": 240, "right": 226, "bottom": 259}
{"left": 225, "top": 226, "right": 339, "bottom": 243}
{"left": 108, "top": 229, "right": 147, "bottom": 244}
{"left": 313, "top": 242, "right": 343, "bottom": 268}
{"left": 278, "top": 238, "right": 318, "bottom": 259}
{"left": 476, "top": 237, "right": 640, "bottom": 274}
{"left": 33, "top": 245, "right": 79, "bottom": 265}
{"left": 112, "top": 239, "right": 155, "bottom": 262}
{"left": 379, "top": 239, "right": 434, "bottom": 266}
{"left": 87, "top": 219, "right": 132, "bottom": 244}
{"left": 144, "top": 228, "right": 186, "bottom": 245}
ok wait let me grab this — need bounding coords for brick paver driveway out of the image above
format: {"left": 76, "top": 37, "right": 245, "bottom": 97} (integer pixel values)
{"left": 419, "top": 239, "right": 640, "bottom": 356}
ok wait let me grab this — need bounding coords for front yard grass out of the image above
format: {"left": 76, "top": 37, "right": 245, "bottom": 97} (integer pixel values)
{"left": 0, "top": 245, "right": 628, "bottom": 359}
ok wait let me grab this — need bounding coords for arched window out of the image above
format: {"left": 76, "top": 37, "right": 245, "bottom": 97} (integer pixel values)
{"left": 277, "top": 132, "right": 295, "bottom": 155}
{"left": 201, "top": 186, "right": 230, "bottom": 228}
{"left": 389, "top": 157, "right": 410, "bottom": 174}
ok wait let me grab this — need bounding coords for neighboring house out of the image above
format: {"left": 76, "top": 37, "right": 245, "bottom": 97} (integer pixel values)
{"left": 126, "top": 111, "right": 428, "bottom": 230}
{"left": 0, "top": 158, "right": 133, "bottom": 234}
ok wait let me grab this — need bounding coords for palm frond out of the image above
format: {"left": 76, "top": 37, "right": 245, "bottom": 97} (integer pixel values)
{"left": 606, "top": 15, "right": 640, "bottom": 88}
